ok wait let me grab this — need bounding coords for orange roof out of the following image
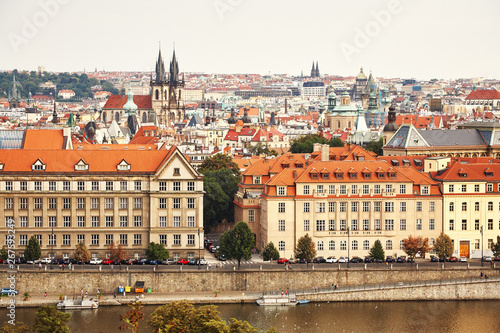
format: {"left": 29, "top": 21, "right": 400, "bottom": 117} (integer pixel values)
{"left": 465, "top": 89, "right": 500, "bottom": 100}
{"left": 103, "top": 95, "right": 152, "bottom": 109}
{"left": 23, "top": 129, "right": 65, "bottom": 149}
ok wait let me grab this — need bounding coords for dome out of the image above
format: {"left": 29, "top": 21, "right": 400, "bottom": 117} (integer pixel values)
{"left": 227, "top": 110, "right": 237, "bottom": 124}
{"left": 123, "top": 88, "right": 137, "bottom": 114}
{"left": 236, "top": 120, "right": 244, "bottom": 126}
{"left": 383, "top": 105, "right": 399, "bottom": 132}
{"left": 356, "top": 67, "right": 367, "bottom": 80}
{"left": 328, "top": 91, "right": 337, "bottom": 99}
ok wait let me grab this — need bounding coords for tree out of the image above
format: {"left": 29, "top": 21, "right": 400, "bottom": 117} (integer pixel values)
{"left": 262, "top": 242, "right": 280, "bottom": 262}
{"left": 365, "top": 137, "right": 383, "bottom": 156}
{"left": 433, "top": 232, "right": 454, "bottom": 259}
{"left": 290, "top": 134, "right": 343, "bottom": 153}
{"left": 0, "top": 245, "right": 8, "bottom": 261}
{"left": 330, "top": 138, "right": 344, "bottom": 147}
{"left": 198, "top": 153, "right": 240, "bottom": 176}
{"left": 219, "top": 222, "right": 255, "bottom": 269}
{"left": 24, "top": 236, "right": 41, "bottom": 262}
{"left": 33, "top": 306, "right": 71, "bottom": 333}
{"left": 107, "top": 241, "right": 125, "bottom": 261}
{"left": 369, "top": 240, "right": 385, "bottom": 261}
{"left": 248, "top": 142, "right": 278, "bottom": 157}
{"left": 402, "top": 235, "right": 431, "bottom": 259}
{"left": 74, "top": 241, "right": 91, "bottom": 263}
{"left": 119, "top": 301, "right": 144, "bottom": 333}
{"left": 145, "top": 242, "right": 170, "bottom": 261}
{"left": 0, "top": 322, "right": 29, "bottom": 333}
{"left": 294, "top": 234, "right": 316, "bottom": 263}
{"left": 491, "top": 236, "right": 500, "bottom": 257}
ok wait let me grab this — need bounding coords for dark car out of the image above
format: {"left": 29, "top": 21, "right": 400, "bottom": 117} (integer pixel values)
{"left": 438, "top": 257, "right": 447, "bottom": 262}
{"left": 364, "top": 257, "right": 374, "bottom": 263}
{"left": 121, "top": 259, "right": 134, "bottom": 265}
{"left": 407, "top": 257, "right": 414, "bottom": 263}
{"left": 298, "top": 258, "right": 310, "bottom": 264}
{"left": 51, "top": 258, "right": 64, "bottom": 265}
{"left": 313, "top": 257, "right": 326, "bottom": 263}
{"left": 430, "top": 256, "right": 439, "bottom": 262}
{"left": 148, "top": 260, "right": 158, "bottom": 265}
{"left": 217, "top": 254, "right": 226, "bottom": 261}
{"left": 138, "top": 259, "right": 149, "bottom": 265}
{"left": 386, "top": 256, "right": 395, "bottom": 263}
{"left": 350, "top": 256, "right": 363, "bottom": 263}
{"left": 396, "top": 256, "right": 406, "bottom": 263}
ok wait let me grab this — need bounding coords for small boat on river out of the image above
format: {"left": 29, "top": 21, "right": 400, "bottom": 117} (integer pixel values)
{"left": 296, "top": 299, "right": 310, "bottom": 305}
{"left": 57, "top": 297, "right": 99, "bottom": 310}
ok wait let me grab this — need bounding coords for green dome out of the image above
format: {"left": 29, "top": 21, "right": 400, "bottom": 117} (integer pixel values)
{"left": 123, "top": 88, "right": 137, "bottom": 114}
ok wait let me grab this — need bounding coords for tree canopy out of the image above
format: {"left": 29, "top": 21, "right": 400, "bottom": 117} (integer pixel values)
{"left": 248, "top": 142, "right": 278, "bottom": 157}
{"left": 33, "top": 306, "right": 71, "bottom": 333}
{"left": 294, "top": 234, "right": 316, "bottom": 262}
{"left": 290, "top": 134, "right": 343, "bottom": 153}
{"left": 491, "top": 236, "right": 500, "bottom": 257}
{"left": 145, "top": 242, "right": 170, "bottom": 261}
{"left": 74, "top": 241, "right": 91, "bottom": 263}
{"left": 107, "top": 241, "right": 125, "bottom": 261}
{"left": 219, "top": 222, "right": 255, "bottom": 269}
{"left": 198, "top": 153, "right": 240, "bottom": 176}
{"left": 24, "top": 236, "right": 41, "bottom": 262}
{"left": 369, "top": 240, "right": 385, "bottom": 260}
{"left": 365, "top": 137, "right": 383, "bottom": 156}
{"left": 262, "top": 242, "right": 280, "bottom": 262}
{"left": 433, "top": 232, "right": 454, "bottom": 259}
{"left": 402, "top": 235, "right": 431, "bottom": 258}
{"left": 0, "top": 246, "right": 8, "bottom": 261}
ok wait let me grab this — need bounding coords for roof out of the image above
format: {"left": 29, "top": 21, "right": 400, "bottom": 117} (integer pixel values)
{"left": 433, "top": 161, "right": 500, "bottom": 182}
{"left": 103, "top": 95, "right": 152, "bottom": 109}
{"left": 465, "top": 89, "right": 500, "bottom": 100}
{"left": 23, "top": 129, "right": 65, "bottom": 149}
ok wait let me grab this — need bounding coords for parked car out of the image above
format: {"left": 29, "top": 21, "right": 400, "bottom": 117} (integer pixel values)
{"left": 89, "top": 258, "right": 102, "bottom": 265}
{"left": 40, "top": 258, "right": 52, "bottom": 264}
{"left": 177, "top": 259, "right": 189, "bottom": 265}
{"left": 483, "top": 256, "right": 493, "bottom": 262}
{"left": 326, "top": 256, "right": 338, "bottom": 263}
{"left": 493, "top": 256, "right": 500, "bottom": 261}
{"left": 430, "top": 256, "right": 439, "bottom": 262}
{"left": 313, "top": 257, "right": 326, "bottom": 263}
{"left": 407, "top": 257, "right": 415, "bottom": 263}
{"left": 350, "top": 256, "right": 363, "bottom": 263}
{"left": 338, "top": 256, "right": 348, "bottom": 263}
{"left": 364, "top": 257, "right": 374, "bottom": 263}
{"left": 210, "top": 246, "right": 218, "bottom": 253}
{"left": 1, "top": 288, "right": 18, "bottom": 295}
{"left": 148, "top": 260, "right": 158, "bottom": 265}
{"left": 288, "top": 258, "right": 296, "bottom": 264}
{"left": 161, "top": 259, "right": 175, "bottom": 265}
{"left": 448, "top": 256, "right": 458, "bottom": 262}
{"left": 459, "top": 256, "right": 468, "bottom": 262}
{"left": 217, "top": 254, "right": 226, "bottom": 261}
{"left": 101, "top": 259, "right": 114, "bottom": 265}
{"left": 438, "top": 257, "right": 447, "bottom": 262}
{"left": 277, "top": 258, "right": 289, "bottom": 264}
{"left": 298, "top": 258, "right": 310, "bottom": 264}
{"left": 51, "top": 258, "right": 64, "bottom": 265}
{"left": 386, "top": 256, "right": 395, "bottom": 263}
{"left": 396, "top": 256, "right": 406, "bottom": 263}
{"left": 120, "top": 259, "right": 134, "bottom": 265}
{"left": 195, "top": 259, "right": 207, "bottom": 265}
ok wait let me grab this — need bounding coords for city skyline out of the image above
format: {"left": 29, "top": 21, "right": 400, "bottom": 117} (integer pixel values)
{"left": 1, "top": 0, "right": 499, "bottom": 80}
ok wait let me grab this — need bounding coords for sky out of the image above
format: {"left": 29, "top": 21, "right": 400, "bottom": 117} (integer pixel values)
{"left": 1, "top": 0, "right": 499, "bottom": 80}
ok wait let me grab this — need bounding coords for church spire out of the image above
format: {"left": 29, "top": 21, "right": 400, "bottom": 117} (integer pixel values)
{"left": 169, "top": 48, "right": 179, "bottom": 85}
{"left": 155, "top": 45, "right": 166, "bottom": 83}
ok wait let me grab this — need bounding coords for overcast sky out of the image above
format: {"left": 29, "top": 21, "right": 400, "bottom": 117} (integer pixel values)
{"left": 1, "top": 0, "right": 499, "bottom": 80}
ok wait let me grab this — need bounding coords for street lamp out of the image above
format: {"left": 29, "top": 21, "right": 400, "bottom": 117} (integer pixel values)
{"left": 347, "top": 227, "right": 350, "bottom": 269}
{"left": 198, "top": 228, "right": 201, "bottom": 270}
{"left": 481, "top": 225, "right": 484, "bottom": 267}
{"left": 51, "top": 227, "right": 54, "bottom": 258}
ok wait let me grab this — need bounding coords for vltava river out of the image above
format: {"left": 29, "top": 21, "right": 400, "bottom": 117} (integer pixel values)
{"left": 2, "top": 301, "right": 500, "bottom": 332}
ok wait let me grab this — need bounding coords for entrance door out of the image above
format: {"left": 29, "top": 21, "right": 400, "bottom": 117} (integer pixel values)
{"left": 460, "top": 241, "right": 470, "bottom": 258}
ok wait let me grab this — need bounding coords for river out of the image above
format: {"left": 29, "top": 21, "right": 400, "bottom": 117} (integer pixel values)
{"left": 2, "top": 300, "right": 500, "bottom": 332}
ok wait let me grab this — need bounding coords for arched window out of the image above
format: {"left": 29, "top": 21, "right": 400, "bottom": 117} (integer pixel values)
{"left": 155, "top": 89, "right": 159, "bottom": 100}
{"left": 386, "top": 240, "right": 392, "bottom": 250}
{"left": 102, "top": 112, "right": 107, "bottom": 122}
{"left": 115, "top": 112, "right": 119, "bottom": 122}
{"left": 278, "top": 241, "right": 285, "bottom": 251}
{"left": 142, "top": 112, "right": 147, "bottom": 123}
{"left": 351, "top": 240, "right": 358, "bottom": 250}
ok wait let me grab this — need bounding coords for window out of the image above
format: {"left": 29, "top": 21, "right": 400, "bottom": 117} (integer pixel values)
{"left": 475, "top": 239, "right": 480, "bottom": 250}
{"left": 173, "top": 168, "right": 180, "bottom": 176}
{"left": 134, "top": 234, "right": 142, "bottom": 245}
{"left": 416, "top": 201, "right": 422, "bottom": 212}
{"left": 77, "top": 181, "right": 85, "bottom": 191}
{"left": 48, "top": 234, "right": 56, "bottom": 246}
{"left": 173, "top": 198, "right": 181, "bottom": 209}
{"left": 317, "top": 241, "right": 324, "bottom": 251}
{"left": 487, "top": 183, "right": 493, "bottom": 192}
{"left": 278, "top": 186, "right": 287, "bottom": 196}
{"left": 173, "top": 216, "right": 181, "bottom": 227}
{"left": 34, "top": 181, "right": 42, "bottom": 191}
{"left": 34, "top": 235, "right": 42, "bottom": 246}
{"left": 62, "top": 234, "right": 71, "bottom": 246}
{"left": 253, "top": 176, "right": 261, "bottom": 184}
{"left": 105, "top": 234, "right": 113, "bottom": 246}
{"left": 340, "top": 240, "right": 347, "bottom": 250}
{"left": 173, "top": 234, "right": 181, "bottom": 245}
{"left": 363, "top": 240, "right": 370, "bottom": 250}
{"left": 374, "top": 185, "right": 381, "bottom": 194}
{"left": 90, "top": 216, "right": 98, "bottom": 227}
{"left": 400, "top": 240, "right": 405, "bottom": 250}
{"left": 5, "top": 198, "right": 14, "bottom": 209}
{"left": 317, "top": 202, "right": 325, "bottom": 213}
{"left": 421, "top": 186, "right": 429, "bottom": 195}
{"left": 120, "top": 198, "right": 128, "bottom": 209}
{"left": 63, "top": 198, "right": 71, "bottom": 209}
{"left": 119, "top": 181, "right": 127, "bottom": 191}
{"left": 187, "top": 216, "right": 195, "bottom": 227}
{"left": 316, "top": 185, "right": 324, "bottom": 194}
{"left": 159, "top": 216, "right": 167, "bottom": 228}
{"left": 5, "top": 181, "right": 12, "bottom": 191}
{"left": 386, "top": 240, "right": 393, "bottom": 250}
{"left": 429, "top": 219, "right": 435, "bottom": 230}
{"left": 278, "top": 241, "right": 285, "bottom": 251}
{"left": 488, "top": 219, "right": 493, "bottom": 230}
{"left": 33, "top": 198, "right": 40, "bottom": 209}
{"left": 385, "top": 202, "right": 394, "bottom": 212}
{"left": 173, "top": 182, "right": 181, "bottom": 191}
{"left": 385, "top": 219, "right": 394, "bottom": 231}
{"left": 77, "top": 216, "right": 85, "bottom": 227}
{"left": 20, "top": 235, "right": 27, "bottom": 246}
{"left": 77, "top": 235, "right": 85, "bottom": 244}
{"left": 488, "top": 202, "right": 493, "bottom": 211}
{"left": 63, "top": 216, "right": 71, "bottom": 227}
{"left": 351, "top": 219, "right": 358, "bottom": 230}
{"left": 363, "top": 185, "right": 369, "bottom": 194}
{"left": 304, "top": 220, "right": 310, "bottom": 231}
{"left": 92, "top": 181, "right": 99, "bottom": 191}
{"left": 329, "top": 202, "right": 335, "bottom": 212}
{"left": 474, "top": 184, "right": 480, "bottom": 193}
{"left": 159, "top": 182, "right": 167, "bottom": 191}
{"left": 475, "top": 202, "right": 480, "bottom": 211}
{"left": 385, "top": 184, "right": 392, "bottom": 193}
{"left": 449, "top": 202, "right": 454, "bottom": 212}
{"left": 449, "top": 219, "right": 454, "bottom": 231}
{"left": 462, "top": 219, "right": 467, "bottom": 230}
{"left": 77, "top": 198, "right": 85, "bottom": 210}
{"left": 134, "top": 181, "right": 142, "bottom": 191}
{"left": 329, "top": 240, "right": 335, "bottom": 250}
{"left": 429, "top": 202, "right": 435, "bottom": 212}
{"left": 416, "top": 219, "right": 422, "bottom": 230}
{"left": 352, "top": 240, "right": 358, "bottom": 250}
{"left": 329, "top": 185, "right": 336, "bottom": 194}
{"left": 34, "top": 216, "right": 42, "bottom": 228}
{"left": 374, "top": 202, "right": 381, "bottom": 212}
{"left": 159, "top": 198, "right": 167, "bottom": 209}
{"left": 351, "top": 202, "right": 358, "bottom": 212}
{"left": 488, "top": 239, "right": 494, "bottom": 250}
{"left": 63, "top": 181, "right": 70, "bottom": 191}
{"left": 351, "top": 185, "right": 358, "bottom": 195}
{"left": 187, "top": 198, "right": 195, "bottom": 210}
{"left": 461, "top": 184, "right": 466, "bottom": 192}
{"left": 20, "top": 216, "right": 28, "bottom": 228}
{"left": 400, "top": 219, "right": 406, "bottom": 230}
{"left": 462, "top": 202, "right": 467, "bottom": 211}
{"left": 131, "top": 198, "right": 141, "bottom": 209}
{"left": 278, "top": 202, "right": 285, "bottom": 213}
{"left": 329, "top": 219, "right": 335, "bottom": 231}
{"left": 159, "top": 235, "right": 167, "bottom": 245}
{"left": 105, "top": 198, "right": 113, "bottom": 209}
{"left": 91, "top": 234, "right": 99, "bottom": 245}
{"left": 399, "top": 184, "right": 406, "bottom": 194}
{"left": 119, "top": 216, "right": 128, "bottom": 227}
{"left": 339, "top": 202, "right": 347, "bottom": 212}
{"left": 340, "top": 185, "right": 347, "bottom": 195}
{"left": 278, "top": 220, "right": 285, "bottom": 231}
{"left": 187, "top": 181, "right": 195, "bottom": 191}
{"left": 248, "top": 210, "right": 255, "bottom": 223}
{"left": 91, "top": 198, "right": 99, "bottom": 209}
{"left": 475, "top": 219, "right": 480, "bottom": 231}
{"left": 340, "top": 219, "right": 347, "bottom": 230}
{"left": 119, "top": 234, "right": 127, "bottom": 245}
{"left": 316, "top": 220, "right": 325, "bottom": 231}
{"left": 363, "top": 219, "right": 369, "bottom": 230}
{"left": 106, "top": 181, "right": 114, "bottom": 191}
{"left": 303, "top": 185, "right": 310, "bottom": 195}
{"left": 400, "top": 202, "right": 406, "bottom": 212}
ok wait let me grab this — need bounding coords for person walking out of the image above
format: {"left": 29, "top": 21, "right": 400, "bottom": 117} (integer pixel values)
{"left": 44, "top": 291, "right": 47, "bottom": 298}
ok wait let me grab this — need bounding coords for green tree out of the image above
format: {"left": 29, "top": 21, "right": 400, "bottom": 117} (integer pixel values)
{"left": 330, "top": 138, "right": 344, "bottom": 147}
{"left": 365, "top": 137, "right": 383, "bottom": 156}
{"left": 402, "top": 235, "right": 431, "bottom": 259}
{"left": 294, "top": 234, "right": 316, "bottom": 263}
{"left": 74, "top": 241, "right": 91, "bottom": 263}
{"left": 490, "top": 236, "right": 500, "bottom": 257}
{"left": 369, "top": 240, "right": 385, "bottom": 261}
{"left": 0, "top": 322, "right": 30, "bottom": 333}
{"left": 198, "top": 153, "right": 240, "bottom": 176}
{"left": 433, "top": 232, "right": 454, "bottom": 259}
{"left": 33, "top": 306, "right": 71, "bottom": 333}
{"left": 119, "top": 301, "right": 144, "bottom": 333}
{"left": 262, "top": 242, "right": 280, "bottom": 262}
{"left": 0, "top": 245, "right": 8, "bottom": 261}
{"left": 24, "top": 236, "right": 41, "bottom": 262}
{"left": 248, "top": 142, "right": 278, "bottom": 156}
{"left": 227, "top": 318, "right": 259, "bottom": 333}
{"left": 219, "top": 222, "right": 255, "bottom": 269}
{"left": 145, "top": 242, "right": 170, "bottom": 261}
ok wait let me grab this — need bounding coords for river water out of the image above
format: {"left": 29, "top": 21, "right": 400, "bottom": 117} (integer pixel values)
{"left": 2, "top": 300, "right": 500, "bottom": 332}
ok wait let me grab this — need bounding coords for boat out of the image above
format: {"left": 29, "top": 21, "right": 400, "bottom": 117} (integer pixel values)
{"left": 57, "top": 297, "right": 99, "bottom": 310}
{"left": 256, "top": 295, "right": 297, "bottom": 306}
{"left": 296, "top": 299, "right": 310, "bottom": 305}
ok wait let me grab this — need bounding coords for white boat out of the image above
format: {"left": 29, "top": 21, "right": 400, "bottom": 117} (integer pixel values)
{"left": 57, "top": 297, "right": 98, "bottom": 310}
{"left": 256, "top": 295, "right": 297, "bottom": 306}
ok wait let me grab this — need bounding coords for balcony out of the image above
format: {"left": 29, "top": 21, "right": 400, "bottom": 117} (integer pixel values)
{"left": 234, "top": 193, "right": 260, "bottom": 207}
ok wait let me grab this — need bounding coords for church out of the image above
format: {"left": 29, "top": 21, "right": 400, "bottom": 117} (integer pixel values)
{"left": 102, "top": 47, "right": 185, "bottom": 126}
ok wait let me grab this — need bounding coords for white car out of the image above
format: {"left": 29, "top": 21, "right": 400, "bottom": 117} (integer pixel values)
{"left": 89, "top": 258, "right": 102, "bottom": 265}
{"left": 326, "top": 256, "right": 338, "bottom": 263}
{"left": 459, "top": 256, "right": 467, "bottom": 262}
{"left": 483, "top": 256, "right": 492, "bottom": 262}
{"left": 338, "top": 256, "right": 347, "bottom": 263}
{"left": 40, "top": 258, "right": 52, "bottom": 264}
{"left": 196, "top": 259, "right": 208, "bottom": 265}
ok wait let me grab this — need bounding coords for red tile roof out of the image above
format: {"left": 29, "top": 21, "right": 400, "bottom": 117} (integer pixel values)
{"left": 23, "top": 129, "right": 65, "bottom": 149}
{"left": 103, "top": 95, "right": 152, "bottom": 109}
{"left": 465, "top": 89, "right": 500, "bottom": 100}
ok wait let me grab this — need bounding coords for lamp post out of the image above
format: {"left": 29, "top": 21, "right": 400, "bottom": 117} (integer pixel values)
{"left": 347, "top": 227, "right": 350, "bottom": 269}
{"left": 198, "top": 228, "right": 201, "bottom": 270}
{"left": 51, "top": 227, "right": 54, "bottom": 258}
{"left": 481, "top": 225, "right": 484, "bottom": 267}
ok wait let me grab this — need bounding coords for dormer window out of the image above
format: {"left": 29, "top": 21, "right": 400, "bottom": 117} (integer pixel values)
{"left": 254, "top": 176, "right": 261, "bottom": 184}
{"left": 117, "top": 159, "right": 131, "bottom": 171}
{"left": 458, "top": 169, "right": 467, "bottom": 178}
{"left": 348, "top": 168, "right": 357, "bottom": 179}
{"left": 309, "top": 168, "right": 319, "bottom": 180}
{"left": 74, "top": 159, "right": 88, "bottom": 171}
{"left": 277, "top": 186, "right": 286, "bottom": 196}
{"left": 294, "top": 162, "right": 303, "bottom": 168}
{"left": 334, "top": 168, "right": 344, "bottom": 179}
{"left": 362, "top": 168, "right": 371, "bottom": 179}
{"left": 32, "top": 159, "right": 46, "bottom": 171}
{"left": 0, "top": 162, "right": 4, "bottom": 171}
{"left": 484, "top": 168, "right": 493, "bottom": 177}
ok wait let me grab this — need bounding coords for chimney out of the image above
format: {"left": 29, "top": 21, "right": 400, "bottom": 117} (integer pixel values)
{"left": 321, "top": 144, "right": 329, "bottom": 162}
{"left": 313, "top": 143, "right": 322, "bottom": 152}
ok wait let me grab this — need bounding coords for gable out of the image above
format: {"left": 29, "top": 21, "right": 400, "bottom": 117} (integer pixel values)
{"left": 154, "top": 148, "right": 201, "bottom": 180}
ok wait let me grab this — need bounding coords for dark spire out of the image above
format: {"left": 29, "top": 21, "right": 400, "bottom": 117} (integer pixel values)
{"left": 169, "top": 48, "right": 179, "bottom": 85}
{"left": 155, "top": 46, "right": 166, "bottom": 83}
{"left": 270, "top": 112, "right": 276, "bottom": 125}
{"left": 311, "top": 61, "right": 315, "bottom": 77}
{"left": 52, "top": 101, "right": 58, "bottom": 124}
{"left": 316, "top": 61, "right": 320, "bottom": 77}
